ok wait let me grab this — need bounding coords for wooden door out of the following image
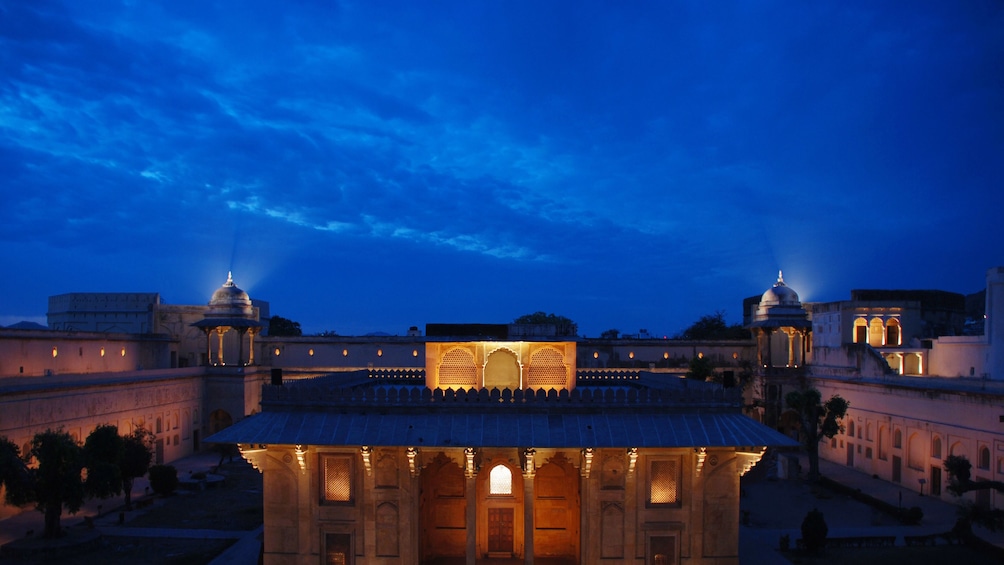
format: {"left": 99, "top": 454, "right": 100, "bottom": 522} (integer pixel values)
{"left": 488, "top": 508, "right": 514, "bottom": 554}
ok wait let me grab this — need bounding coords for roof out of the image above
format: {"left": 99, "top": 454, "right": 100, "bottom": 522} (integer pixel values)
{"left": 205, "top": 409, "right": 795, "bottom": 449}
{"left": 206, "top": 372, "right": 797, "bottom": 449}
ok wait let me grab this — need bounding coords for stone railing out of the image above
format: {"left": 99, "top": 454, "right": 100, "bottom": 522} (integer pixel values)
{"left": 262, "top": 381, "right": 740, "bottom": 410}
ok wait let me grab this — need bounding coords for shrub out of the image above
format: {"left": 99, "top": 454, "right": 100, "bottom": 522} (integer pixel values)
{"left": 148, "top": 464, "right": 178, "bottom": 496}
{"left": 902, "top": 506, "right": 923, "bottom": 525}
{"left": 801, "top": 508, "right": 828, "bottom": 554}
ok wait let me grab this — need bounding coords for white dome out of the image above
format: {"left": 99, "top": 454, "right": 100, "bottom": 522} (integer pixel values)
{"left": 760, "top": 271, "right": 800, "bottom": 306}
{"left": 206, "top": 272, "right": 254, "bottom": 319}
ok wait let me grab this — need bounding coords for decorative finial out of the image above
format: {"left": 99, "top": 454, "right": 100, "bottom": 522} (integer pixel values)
{"left": 226, "top": 271, "right": 234, "bottom": 286}
{"left": 776, "top": 270, "right": 785, "bottom": 286}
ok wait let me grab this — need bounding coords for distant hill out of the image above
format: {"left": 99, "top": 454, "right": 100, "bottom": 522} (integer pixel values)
{"left": 6, "top": 321, "right": 48, "bottom": 330}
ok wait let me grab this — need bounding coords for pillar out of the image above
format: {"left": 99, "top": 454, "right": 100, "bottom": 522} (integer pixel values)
{"left": 248, "top": 329, "right": 256, "bottom": 365}
{"left": 524, "top": 474, "right": 534, "bottom": 564}
{"left": 466, "top": 474, "right": 476, "bottom": 565}
{"left": 216, "top": 328, "right": 226, "bottom": 365}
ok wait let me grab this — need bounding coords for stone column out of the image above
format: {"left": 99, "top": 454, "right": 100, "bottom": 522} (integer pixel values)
{"left": 524, "top": 475, "right": 534, "bottom": 564}
{"left": 216, "top": 328, "right": 226, "bottom": 365}
{"left": 466, "top": 473, "right": 477, "bottom": 565}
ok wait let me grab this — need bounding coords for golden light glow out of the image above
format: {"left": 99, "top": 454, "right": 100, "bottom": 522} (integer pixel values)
{"left": 100, "top": 347, "right": 106, "bottom": 357}
{"left": 377, "top": 349, "right": 383, "bottom": 357}
{"left": 698, "top": 352, "right": 704, "bottom": 359}
{"left": 120, "top": 348, "right": 126, "bottom": 357}
{"left": 412, "top": 350, "right": 418, "bottom": 357}
{"left": 308, "top": 349, "right": 314, "bottom": 356}
{"left": 629, "top": 351, "right": 635, "bottom": 359}
{"left": 593, "top": 351, "right": 599, "bottom": 359}
{"left": 342, "top": 349, "right": 348, "bottom": 357}
{"left": 274, "top": 348, "right": 281, "bottom": 356}
{"left": 663, "top": 352, "right": 669, "bottom": 359}
{"left": 732, "top": 352, "right": 738, "bottom": 359}
{"left": 52, "top": 347, "right": 58, "bottom": 358}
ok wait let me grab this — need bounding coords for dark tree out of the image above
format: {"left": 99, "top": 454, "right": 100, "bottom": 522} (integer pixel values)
{"left": 269, "top": 315, "right": 303, "bottom": 337}
{"left": 686, "top": 355, "right": 715, "bottom": 381}
{"left": 0, "top": 437, "right": 32, "bottom": 507}
{"left": 675, "top": 311, "right": 750, "bottom": 340}
{"left": 82, "top": 424, "right": 124, "bottom": 500}
{"left": 944, "top": 455, "right": 1004, "bottom": 532}
{"left": 149, "top": 464, "right": 179, "bottom": 496}
{"left": 512, "top": 312, "right": 578, "bottom": 337}
{"left": 29, "top": 429, "right": 86, "bottom": 538}
{"left": 800, "top": 508, "right": 828, "bottom": 554}
{"left": 785, "top": 387, "right": 849, "bottom": 481}
{"left": 120, "top": 427, "right": 154, "bottom": 510}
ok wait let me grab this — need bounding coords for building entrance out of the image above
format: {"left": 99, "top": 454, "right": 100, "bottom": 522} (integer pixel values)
{"left": 488, "top": 508, "right": 514, "bottom": 555}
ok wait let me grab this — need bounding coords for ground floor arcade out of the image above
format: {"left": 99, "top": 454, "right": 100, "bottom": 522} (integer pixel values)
{"left": 239, "top": 444, "right": 764, "bottom": 565}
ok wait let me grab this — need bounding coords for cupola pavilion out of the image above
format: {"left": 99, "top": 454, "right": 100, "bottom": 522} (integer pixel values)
{"left": 748, "top": 271, "right": 811, "bottom": 370}
{"left": 193, "top": 272, "right": 265, "bottom": 366}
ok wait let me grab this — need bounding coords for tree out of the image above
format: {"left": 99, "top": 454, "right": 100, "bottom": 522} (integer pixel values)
{"left": 82, "top": 424, "right": 124, "bottom": 500}
{"left": 0, "top": 437, "right": 32, "bottom": 508}
{"left": 512, "top": 312, "right": 578, "bottom": 337}
{"left": 800, "top": 508, "right": 828, "bottom": 554}
{"left": 686, "top": 355, "right": 715, "bottom": 381}
{"left": 944, "top": 454, "right": 1004, "bottom": 532}
{"left": 269, "top": 315, "right": 302, "bottom": 337}
{"left": 29, "top": 429, "right": 86, "bottom": 538}
{"left": 149, "top": 464, "right": 179, "bottom": 496}
{"left": 675, "top": 311, "right": 750, "bottom": 340}
{"left": 120, "top": 427, "right": 154, "bottom": 510}
{"left": 785, "top": 387, "right": 849, "bottom": 481}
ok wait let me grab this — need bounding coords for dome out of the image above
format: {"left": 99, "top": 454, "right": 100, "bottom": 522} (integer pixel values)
{"left": 760, "top": 271, "right": 800, "bottom": 307}
{"left": 206, "top": 271, "right": 255, "bottom": 319}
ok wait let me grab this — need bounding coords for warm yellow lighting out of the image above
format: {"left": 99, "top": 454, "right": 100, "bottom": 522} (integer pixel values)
{"left": 412, "top": 350, "right": 418, "bottom": 357}
{"left": 52, "top": 347, "right": 58, "bottom": 358}
{"left": 732, "top": 352, "right": 738, "bottom": 359}
{"left": 308, "top": 349, "right": 314, "bottom": 356}
{"left": 100, "top": 347, "right": 106, "bottom": 357}
{"left": 342, "top": 349, "right": 348, "bottom": 357}
{"left": 120, "top": 348, "right": 126, "bottom": 357}
{"left": 377, "top": 349, "right": 383, "bottom": 357}
{"left": 698, "top": 352, "right": 704, "bottom": 359}
{"left": 593, "top": 351, "right": 599, "bottom": 359}
{"left": 629, "top": 352, "right": 635, "bottom": 359}
{"left": 274, "top": 348, "right": 281, "bottom": 356}
{"left": 663, "top": 352, "right": 669, "bottom": 359}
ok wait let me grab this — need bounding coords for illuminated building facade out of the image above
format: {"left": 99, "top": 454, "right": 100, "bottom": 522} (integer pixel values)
{"left": 208, "top": 338, "right": 793, "bottom": 564}
{"left": 807, "top": 267, "right": 1004, "bottom": 514}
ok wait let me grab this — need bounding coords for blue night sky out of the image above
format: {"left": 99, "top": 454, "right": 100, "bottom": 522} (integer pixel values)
{"left": 1, "top": 1, "right": 1002, "bottom": 337}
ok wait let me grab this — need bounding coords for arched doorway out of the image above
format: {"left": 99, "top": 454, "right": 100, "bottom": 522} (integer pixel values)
{"left": 420, "top": 453, "right": 467, "bottom": 562}
{"left": 477, "top": 457, "right": 524, "bottom": 559}
{"left": 533, "top": 454, "right": 580, "bottom": 561}
{"left": 208, "top": 409, "right": 233, "bottom": 434}
{"left": 484, "top": 348, "right": 520, "bottom": 389}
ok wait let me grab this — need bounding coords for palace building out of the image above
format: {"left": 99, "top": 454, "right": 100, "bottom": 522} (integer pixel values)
{"left": 206, "top": 337, "right": 794, "bottom": 564}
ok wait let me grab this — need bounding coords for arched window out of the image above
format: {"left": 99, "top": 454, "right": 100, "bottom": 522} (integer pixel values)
{"left": 908, "top": 433, "right": 924, "bottom": 470}
{"left": 978, "top": 446, "right": 991, "bottom": 470}
{"left": 931, "top": 436, "right": 942, "bottom": 459}
{"left": 489, "top": 464, "right": 512, "bottom": 495}
{"left": 853, "top": 318, "right": 868, "bottom": 343}
{"left": 847, "top": 420, "right": 855, "bottom": 437}
{"left": 886, "top": 319, "right": 902, "bottom": 346}
{"left": 893, "top": 429, "right": 902, "bottom": 449}
{"left": 869, "top": 318, "right": 885, "bottom": 347}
